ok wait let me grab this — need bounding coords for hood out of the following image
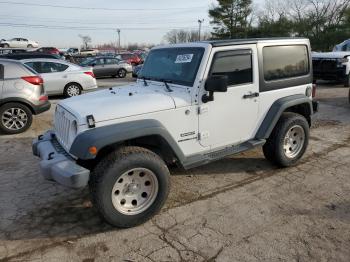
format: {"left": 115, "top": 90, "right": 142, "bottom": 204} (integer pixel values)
{"left": 312, "top": 52, "right": 350, "bottom": 59}
{"left": 59, "top": 82, "right": 191, "bottom": 124}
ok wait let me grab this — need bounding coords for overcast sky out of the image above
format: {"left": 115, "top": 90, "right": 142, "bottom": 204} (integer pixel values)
{"left": 0, "top": 0, "right": 265, "bottom": 48}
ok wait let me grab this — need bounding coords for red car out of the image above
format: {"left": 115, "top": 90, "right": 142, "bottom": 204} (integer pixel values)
{"left": 37, "top": 47, "right": 60, "bottom": 55}
{"left": 118, "top": 53, "right": 142, "bottom": 66}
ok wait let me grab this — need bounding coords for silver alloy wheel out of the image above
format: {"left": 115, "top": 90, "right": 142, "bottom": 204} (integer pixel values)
{"left": 118, "top": 69, "right": 126, "bottom": 78}
{"left": 66, "top": 85, "right": 81, "bottom": 97}
{"left": 1, "top": 108, "right": 28, "bottom": 131}
{"left": 111, "top": 168, "right": 159, "bottom": 215}
{"left": 283, "top": 125, "right": 305, "bottom": 158}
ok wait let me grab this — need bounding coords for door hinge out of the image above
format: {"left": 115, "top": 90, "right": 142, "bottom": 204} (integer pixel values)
{"left": 198, "top": 131, "right": 210, "bottom": 140}
{"left": 198, "top": 105, "right": 209, "bottom": 115}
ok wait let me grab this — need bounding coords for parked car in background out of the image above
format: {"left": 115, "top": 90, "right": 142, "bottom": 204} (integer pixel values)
{"left": 0, "top": 38, "right": 39, "bottom": 48}
{"left": 312, "top": 39, "right": 350, "bottom": 87}
{"left": 80, "top": 49, "right": 98, "bottom": 57}
{"left": 66, "top": 48, "right": 80, "bottom": 56}
{"left": 80, "top": 56, "right": 132, "bottom": 78}
{"left": 36, "top": 47, "right": 61, "bottom": 56}
{"left": 0, "top": 52, "right": 61, "bottom": 60}
{"left": 0, "top": 59, "right": 50, "bottom": 134}
{"left": 22, "top": 59, "right": 97, "bottom": 97}
{"left": 132, "top": 64, "right": 143, "bottom": 78}
{"left": 117, "top": 53, "right": 142, "bottom": 66}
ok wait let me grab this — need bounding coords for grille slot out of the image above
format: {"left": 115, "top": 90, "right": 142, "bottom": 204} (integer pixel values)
{"left": 54, "top": 105, "right": 74, "bottom": 151}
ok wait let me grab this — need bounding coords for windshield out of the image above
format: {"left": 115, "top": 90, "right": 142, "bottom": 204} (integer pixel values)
{"left": 80, "top": 57, "right": 95, "bottom": 66}
{"left": 139, "top": 47, "right": 204, "bottom": 86}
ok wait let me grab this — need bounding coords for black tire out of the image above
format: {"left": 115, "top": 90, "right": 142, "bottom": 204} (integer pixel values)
{"left": 263, "top": 112, "right": 309, "bottom": 167}
{"left": 348, "top": 87, "right": 350, "bottom": 104}
{"left": 0, "top": 103, "right": 33, "bottom": 134}
{"left": 2, "top": 43, "right": 9, "bottom": 48}
{"left": 117, "top": 68, "right": 127, "bottom": 78}
{"left": 27, "top": 44, "right": 33, "bottom": 48}
{"left": 63, "top": 83, "right": 82, "bottom": 98}
{"left": 89, "top": 146, "right": 170, "bottom": 228}
{"left": 345, "top": 74, "right": 350, "bottom": 87}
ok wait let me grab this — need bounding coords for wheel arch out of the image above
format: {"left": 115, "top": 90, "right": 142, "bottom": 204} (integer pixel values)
{"left": 256, "top": 94, "right": 313, "bottom": 140}
{"left": 0, "top": 98, "right": 35, "bottom": 114}
{"left": 70, "top": 119, "right": 185, "bottom": 164}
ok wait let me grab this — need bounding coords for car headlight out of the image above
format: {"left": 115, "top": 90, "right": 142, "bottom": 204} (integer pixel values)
{"left": 338, "top": 57, "right": 349, "bottom": 63}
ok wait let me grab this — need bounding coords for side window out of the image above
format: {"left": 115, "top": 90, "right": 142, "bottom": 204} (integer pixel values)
{"left": 341, "top": 43, "right": 350, "bottom": 51}
{"left": 263, "top": 45, "right": 309, "bottom": 82}
{"left": 95, "top": 58, "right": 104, "bottom": 65}
{"left": 25, "top": 62, "right": 42, "bottom": 73}
{"left": 0, "top": 64, "right": 4, "bottom": 80}
{"left": 210, "top": 50, "right": 253, "bottom": 86}
{"left": 41, "top": 62, "right": 68, "bottom": 73}
{"left": 105, "top": 58, "right": 117, "bottom": 65}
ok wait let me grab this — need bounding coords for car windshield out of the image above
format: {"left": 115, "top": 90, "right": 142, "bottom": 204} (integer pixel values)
{"left": 139, "top": 47, "right": 204, "bottom": 86}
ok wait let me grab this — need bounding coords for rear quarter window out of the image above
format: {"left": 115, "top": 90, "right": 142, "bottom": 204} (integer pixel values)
{"left": 259, "top": 44, "right": 312, "bottom": 92}
{"left": 263, "top": 45, "right": 309, "bottom": 81}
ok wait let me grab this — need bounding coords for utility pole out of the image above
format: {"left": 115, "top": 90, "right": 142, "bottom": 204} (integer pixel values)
{"left": 116, "top": 29, "right": 121, "bottom": 53}
{"left": 198, "top": 19, "right": 204, "bottom": 41}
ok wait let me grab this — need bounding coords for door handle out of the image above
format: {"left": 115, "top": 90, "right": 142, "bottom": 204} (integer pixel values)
{"left": 243, "top": 92, "right": 259, "bottom": 99}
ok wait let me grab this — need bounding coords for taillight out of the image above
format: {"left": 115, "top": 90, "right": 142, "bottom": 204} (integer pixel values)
{"left": 21, "top": 76, "right": 43, "bottom": 85}
{"left": 84, "top": 71, "right": 95, "bottom": 78}
{"left": 312, "top": 84, "right": 317, "bottom": 98}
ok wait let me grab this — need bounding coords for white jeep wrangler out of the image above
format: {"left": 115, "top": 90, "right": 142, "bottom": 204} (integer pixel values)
{"left": 33, "top": 38, "right": 318, "bottom": 228}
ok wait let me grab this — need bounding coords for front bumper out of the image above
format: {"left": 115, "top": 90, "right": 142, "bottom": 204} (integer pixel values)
{"left": 32, "top": 130, "right": 90, "bottom": 188}
{"left": 32, "top": 101, "right": 51, "bottom": 115}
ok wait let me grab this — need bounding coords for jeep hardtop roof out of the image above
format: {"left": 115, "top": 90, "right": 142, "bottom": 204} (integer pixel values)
{"left": 154, "top": 38, "right": 309, "bottom": 50}
{"left": 203, "top": 37, "right": 309, "bottom": 47}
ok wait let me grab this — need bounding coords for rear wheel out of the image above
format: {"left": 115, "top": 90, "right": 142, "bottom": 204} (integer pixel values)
{"left": 89, "top": 146, "right": 170, "bottom": 228}
{"left": 263, "top": 112, "right": 309, "bottom": 167}
{"left": 0, "top": 103, "right": 32, "bottom": 134}
{"left": 27, "top": 44, "right": 33, "bottom": 48}
{"left": 117, "top": 68, "right": 127, "bottom": 78}
{"left": 64, "top": 83, "right": 82, "bottom": 97}
{"left": 2, "top": 43, "right": 9, "bottom": 48}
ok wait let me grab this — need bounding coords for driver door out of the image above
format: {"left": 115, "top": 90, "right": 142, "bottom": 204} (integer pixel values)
{"left": 198, "top": 45, "right": 259, "bottom": 148}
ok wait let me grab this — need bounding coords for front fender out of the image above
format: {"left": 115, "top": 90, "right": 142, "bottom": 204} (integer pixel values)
{"left": 69, "top": 119, "right": 185, "bottom": 161}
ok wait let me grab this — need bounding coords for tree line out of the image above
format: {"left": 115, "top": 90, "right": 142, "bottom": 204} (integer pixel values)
{"left": 165, "top": 0, "right": 350, "bottom": 51}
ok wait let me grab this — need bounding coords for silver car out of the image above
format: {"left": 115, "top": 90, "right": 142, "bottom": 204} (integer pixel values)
{"left": 80, "top": 56, "right": 132, "bottom": 78}
{"left": 21, "top": 59, "right": 98, "bottom": 97}
{"left": 0, "top": 59, "right": 50, "bottom": 134}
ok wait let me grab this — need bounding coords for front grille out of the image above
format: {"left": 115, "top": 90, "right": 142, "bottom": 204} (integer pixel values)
{"left": 312, "top": 59, "right": 338, "bottom": 72}
{"left": 54, "top": 105, "right": 75, "bottom": 151}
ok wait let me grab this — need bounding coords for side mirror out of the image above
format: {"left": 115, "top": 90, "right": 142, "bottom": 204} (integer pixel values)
{"left": 202, "top": 75, "right": 228, "bottom": 103}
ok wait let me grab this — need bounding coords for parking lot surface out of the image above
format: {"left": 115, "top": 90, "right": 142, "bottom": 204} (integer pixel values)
{"left": 0, "top": 79, "right": 349, "bottom": 261}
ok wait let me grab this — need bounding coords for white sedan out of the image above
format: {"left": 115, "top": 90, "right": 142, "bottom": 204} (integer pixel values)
{"left": 22, "top": 59, "right": 98, "bottom": 97}
{"left": 0, "top": 38, "right": 39, "bottom": 48}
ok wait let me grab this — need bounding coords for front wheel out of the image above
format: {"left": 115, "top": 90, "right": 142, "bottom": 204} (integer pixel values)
{"left": 64, "top": 83, "right": 82, "bottom": 97}
{"left": 89, "top": 146, "right": 170, "bottom": 228}
{"left": 0, "top": 103, "right": 33, "bottom": 134}
{"left": 27, "top": 44, "right": 33, "bottom": 48}
{"left": 263, "top": 112, "right": 309, "bottom": 167}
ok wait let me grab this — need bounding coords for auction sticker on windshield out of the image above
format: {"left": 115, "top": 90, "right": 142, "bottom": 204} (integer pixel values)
{"left": 175, "top": 54, "right": 193, "bottom": 63}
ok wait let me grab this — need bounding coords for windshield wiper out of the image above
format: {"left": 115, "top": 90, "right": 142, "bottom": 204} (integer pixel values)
{"left": 160, "top": 79, "right": 173, "bottom": 92}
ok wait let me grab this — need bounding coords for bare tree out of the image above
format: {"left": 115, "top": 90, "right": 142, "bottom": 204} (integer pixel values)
{"left": 78, "top": 34, "right": 92, "bottom": 49}
{"left": 164, "top": 29, "right": 211, "bottom": 44}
